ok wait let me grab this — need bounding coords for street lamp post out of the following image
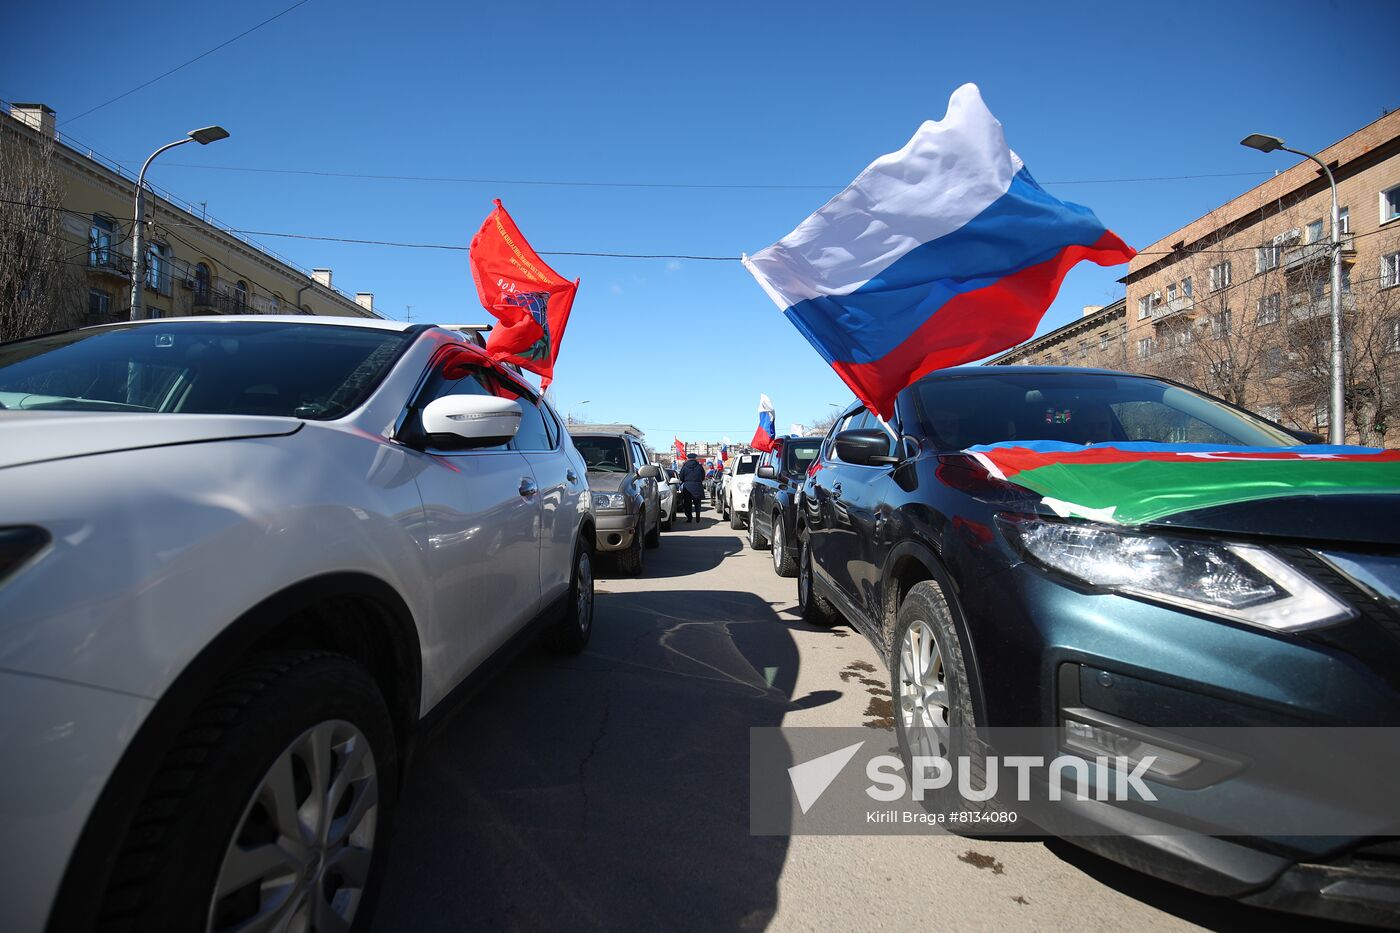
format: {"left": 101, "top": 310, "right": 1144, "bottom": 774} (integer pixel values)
{"left": 129, "top": 125, "right": 230, "bottom": 321}
{"left": 1240, "top": 133, "right": 1344, "bottom": 444}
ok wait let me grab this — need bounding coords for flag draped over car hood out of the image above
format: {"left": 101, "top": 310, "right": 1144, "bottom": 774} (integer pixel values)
{"left": 470, "top": 200, "right": 579, "bottom": 389}
{"left": 967, "top": 440, "right": 1400, "bottom": 525}
{"left": 742, "top": 84, "right": 1135, "bottom": 418}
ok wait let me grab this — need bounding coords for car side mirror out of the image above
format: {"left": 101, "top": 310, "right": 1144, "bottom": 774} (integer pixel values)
{"left": 835, "top": 428, "right": 900, "bottom": 466}
{"left": 420, "top": 395, "right": 521, "bottom": 449}
{"left": 757, "top": 465, "right": 776, "bottom": 478}
{"left": 637, "top": 464, "right": 660, "bottom": 478}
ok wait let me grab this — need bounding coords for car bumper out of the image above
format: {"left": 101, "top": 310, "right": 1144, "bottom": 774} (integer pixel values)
{"left": 593, "top": 511, "right": 639, "bottom": 551}
{"left": 959, "top": 561, "right": 1400, "bottom": 920}
{"left": 0, "top": 670, "right": 154, "bottom": 933}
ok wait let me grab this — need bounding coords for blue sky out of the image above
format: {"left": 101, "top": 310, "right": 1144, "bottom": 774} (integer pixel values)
{"left": 4, "top": 0, "right": 1397, "bottom": 446}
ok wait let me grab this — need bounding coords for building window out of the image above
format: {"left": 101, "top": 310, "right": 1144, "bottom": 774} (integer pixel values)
{"left": 1264, "top": 347, "right": 1284, "bottom": 377}
{"left": 193, "top": 262, "right": 211, "bottom": 301}
{"left": 1166, "top": 281, "right": 1178, "bottom": 303}
{"left": 1137, "top": 296, "right": 1150, "bottom": 320}
{"left": 1078, "top": 341, "right": 1088, "bottom": 359}
{"left": 1342, "top": 264, "right": 1352, "bottom": 293}
{"left": 146, "top": 243, "right": 170, "bottom": 294}
{"left": 1257, "top": 244, "right": 1281, "bottom": 272}
{"left": 87, "top": 288, "right": 111, "bottom": 320}
{"left": 1181, "top": 276, "right": 1193, "bottom": 298}
{"left": 1258, "top": 293, "right": 1280, "bottom": 325}
{"left": 1209, "top": 261, "right": 1231, "bottom": 292}
{"left": 1339, "top": 207, "right": 1350, "bottom": 235}
{"left": 1389, "top": 319, "right": 1400, "bottom": 353}
{"left": 1213, "top": 309, "right": 1232, "bottom": 336}
{"left": 1099, "top": 333, "right": 1110, "bottom": 350}
{"left": 235, "top": 280, "right": 249, "bottom": 311}
{"left": 147, "top": 307, "right": 164, "bottom": 319}
{"left": 1382, "top": 253, "right": 1400, "bottom": 289}
{"left": 1382, "top": 186, "right": 1400, "bottom": 224}
{"left": 1137, "top": 337, "right": 1154, "bottom": 358}
{"left": 1315, "top": 404, "right": 1329, "bottom": 430}
{"left": 1306, "top": 219, "right": 1325, "bottom": 244}
{"left": 1257, "top": 404, "right": 1282, "bottom": 422}
{"left": 89, "top": 215, "right": 114, "bottom": 268}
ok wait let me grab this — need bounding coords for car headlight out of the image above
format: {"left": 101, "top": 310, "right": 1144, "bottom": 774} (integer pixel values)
{"left": 593, "top": 493, "right": 627, "bottom": 510}
{"left": 997, "top": 515, "right": 1353, "bottom": 632}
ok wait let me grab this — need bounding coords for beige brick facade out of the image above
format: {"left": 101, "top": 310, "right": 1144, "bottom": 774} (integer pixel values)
{"left": 989, "top": 300, "right": 1128, "bottom": 370}
{"left": 2, "top": 102, "right": 379, "bottom": 331}
{"left": 994, "top": 111, "right": 1400, "bottom": 445}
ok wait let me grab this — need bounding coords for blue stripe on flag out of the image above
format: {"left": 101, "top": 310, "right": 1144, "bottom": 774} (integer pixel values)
{"left": 783, "top": 169, "right": 1110, "bottom": 366}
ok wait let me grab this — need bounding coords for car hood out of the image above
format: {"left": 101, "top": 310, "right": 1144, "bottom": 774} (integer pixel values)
{"left": 586, "top": 471, "right": 628, "bottom": 494}
{"left": 947, "top": 446, "right": 1400, "bottom": 547}
{"left": 1148, "top": 493, "right": 1400, "bottom": 546}
{"left": 0, "top": 411, "right": 303, "bottom": 470}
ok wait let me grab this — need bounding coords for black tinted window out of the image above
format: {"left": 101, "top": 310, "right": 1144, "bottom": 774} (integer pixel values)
{"left": 574, "top": 436, "right": 627, "bottom": 472}
{"left": 914, "top": 372, "right": 1296, "bottom": 450}
{"left": 784, "top": 440, "right": 821, "bottom": 473}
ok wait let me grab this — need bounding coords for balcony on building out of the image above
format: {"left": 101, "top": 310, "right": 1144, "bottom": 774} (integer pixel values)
{"left": 1283, "top": 233, "right": 1356, "bottom": 273}
{"left": 1287, "top": 291, "right": 1355, "bottom": 322}
{"left": 1151, "top": 295, "right": 1195, "bottom": 324}
{"left": 190, "top": 288, "right": 251, "bottom": 315}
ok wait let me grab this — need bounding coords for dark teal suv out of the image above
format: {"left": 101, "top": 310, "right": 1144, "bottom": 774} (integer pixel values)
{"left": 799, "top": 366, "right": 1400, "bottom": 926}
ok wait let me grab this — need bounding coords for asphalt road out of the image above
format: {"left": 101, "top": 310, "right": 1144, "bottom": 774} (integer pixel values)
{"left": 374, "top": 511, "right": 1357, "bottom": 932}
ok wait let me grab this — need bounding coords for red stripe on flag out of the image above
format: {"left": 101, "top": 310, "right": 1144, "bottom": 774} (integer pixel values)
{"left": 832, "top": 232, "right": 1134, "bottom": 418}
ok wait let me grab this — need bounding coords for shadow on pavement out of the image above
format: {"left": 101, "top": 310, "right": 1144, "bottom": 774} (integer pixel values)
{"left": 602, "top": 524, "right": 743, "bottom": 579}
{"left": 374, "top": 588, "right": 834, "bottom": 932}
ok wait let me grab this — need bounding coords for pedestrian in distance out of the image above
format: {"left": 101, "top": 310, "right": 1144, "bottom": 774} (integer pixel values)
{"left": 678, "top": 452, "right": 706, "bottom": 523}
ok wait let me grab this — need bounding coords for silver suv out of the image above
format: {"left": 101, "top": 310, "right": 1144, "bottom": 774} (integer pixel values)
{"left": 570, "top": 429, "right": 661, "bottom": 574}
{"left": 0, "top": 316, "right": 595, "bottom": 933}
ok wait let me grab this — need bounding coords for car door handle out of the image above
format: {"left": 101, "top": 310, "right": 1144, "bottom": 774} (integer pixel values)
{"left": 566, "top": 469, "right": 579, "bottom": 484}
{"left": 519, "top": 478, "right": 538, "bottom": 498}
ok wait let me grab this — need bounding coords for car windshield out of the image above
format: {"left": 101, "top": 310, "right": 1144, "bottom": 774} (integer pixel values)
{"left": 914, "top": 371, "right": 1299, "bottom": 450}
{"left": 574, "top": 436, "right": 628, "bottom": 472}
{"left": 0, "top": 321, "right": 413, "bottom": 419}
{"left": 784, "top": 441, "right": 821, "bottom": 472}
{"left": 736, "top": 457, "right": 757, "bottom": 475}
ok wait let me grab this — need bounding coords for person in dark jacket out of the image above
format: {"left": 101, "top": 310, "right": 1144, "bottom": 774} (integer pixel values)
{"left": 678, "top": 453, "right": 706, "bottom": 523}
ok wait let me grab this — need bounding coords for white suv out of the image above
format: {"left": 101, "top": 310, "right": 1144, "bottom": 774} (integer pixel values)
{"left": 0, "top": 316, "right": 595, "bottom": 933}
{"left": 722, "top": 453, "right": 760, "bottom": 529}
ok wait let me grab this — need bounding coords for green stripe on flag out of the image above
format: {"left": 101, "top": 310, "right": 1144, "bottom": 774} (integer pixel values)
{"left": 1010, "top": 458, "right": 1400, "bottom": 525}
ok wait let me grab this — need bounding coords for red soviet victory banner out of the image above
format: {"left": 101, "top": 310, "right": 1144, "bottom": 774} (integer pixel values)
{"left": 469, "top": 199, "right": 580, "bottom": 388}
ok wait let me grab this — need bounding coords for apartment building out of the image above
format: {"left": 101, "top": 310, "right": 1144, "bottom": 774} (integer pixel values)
{"left": 989, "top": 299, "right": 1127, "bottom": 369}
{"left": 2, "top": 102, "right": 379, "bottom": 337}
{"left": 1122, "top": 110, "right": 1400, "bottom": 444}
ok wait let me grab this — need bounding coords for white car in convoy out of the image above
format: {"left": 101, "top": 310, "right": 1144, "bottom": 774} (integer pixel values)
{"left": 0, "top": 316, "right": 596, "bottom": 933}
{"left": 721, "top": 453, "right": 760, "bottom": 529}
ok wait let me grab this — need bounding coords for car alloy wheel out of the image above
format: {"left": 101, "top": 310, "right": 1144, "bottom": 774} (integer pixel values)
{"left": 210, "top": 719, "right": 378, "bottom": 933}
{"left": 898, "top": 619, "right": 949, "bottom": 760}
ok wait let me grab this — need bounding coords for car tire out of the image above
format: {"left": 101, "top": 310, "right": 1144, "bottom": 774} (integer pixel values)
{"left": 749, "top": 512, "right": 769, "bottom": 549}
{"left": 616, "top": 522, "right": 644, "bottom": 575}
{"left": 890, "top": 580, "right": 994, "bottom": 822}
{"left": 797, "top": 535, "right": 839, "bottom": 626}
{"left": 771, "top": 515, "right": 797, "bottom": 577}
{"left": 729, "top": 505, "right": 744, "bottom": 530}
{"left": 545, "top": 537, "right": 595, "bottom": 654}
{"left": 97, "top": 651, "right": 397, "bottom": 933}
{"left": 645, "top": 512, "right": 660, "bottom": 549}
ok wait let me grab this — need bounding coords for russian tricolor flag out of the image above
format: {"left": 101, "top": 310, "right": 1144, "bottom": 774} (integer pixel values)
{"left": 743, "top": 84, "right": 1135, "bottom": 418}
{"left": 751, "top": 394, "right": 776, "bottom": 452}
